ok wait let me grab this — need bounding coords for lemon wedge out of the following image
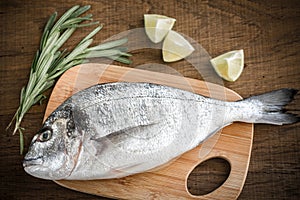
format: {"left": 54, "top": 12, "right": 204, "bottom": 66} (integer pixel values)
{"left": 210, "top": 50, "right": 244, "bottom": 82}
{"left": 144, "top": 14, "right": 176, "bottom": 43}
{"left": 162, "top": 30, "right": 195, "bottom": 62}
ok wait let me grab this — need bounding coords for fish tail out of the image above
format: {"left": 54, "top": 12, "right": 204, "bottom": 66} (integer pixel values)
{"left": 243, "top": 88, "right": 299, "bottom": 125}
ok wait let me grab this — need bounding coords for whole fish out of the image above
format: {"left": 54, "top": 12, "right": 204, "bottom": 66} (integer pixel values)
{"left": 23, "top": 82, "right": 299, "bottom": 180}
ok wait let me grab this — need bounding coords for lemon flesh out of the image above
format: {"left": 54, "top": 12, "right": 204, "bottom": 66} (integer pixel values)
{"left": 144, "top": 14, "right": 176, "bottom": 43}
{"left": 210, "top": 50, "right": 244, "bottom": 82}
{"left": 162, "top": 30, "right": 195, "bottom": 62}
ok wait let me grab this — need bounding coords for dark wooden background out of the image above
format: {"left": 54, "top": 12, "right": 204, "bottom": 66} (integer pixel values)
{"left": 1, "top": 0, "right": 299, "bottom": 199}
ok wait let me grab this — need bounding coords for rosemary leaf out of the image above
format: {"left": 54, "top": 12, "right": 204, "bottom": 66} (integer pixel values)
{"left": 88, "top": 38, "right": 128, "bottom": 51}
{"left": 79, "top": 26, "right": 103, "bottom": 45}
{"left": 70, "top": 5, "right": 91, "bottom": 18}
{"left": 61, "top": 59, "right": 83, "bottom": 72}
{"left": 33, "top": 94, "right": 47, "bottom": 105}
{"left": 68, "top": 21, "right": 100, "bottom": 29}
{"left": 47, "top": 60, "right": 83, "bottom": 80}
{"left": 30, "top": 76, "right": 47, "bottom": 99}
{"left": 41, "top": 80, "right": 55, "bottom": 93}
{"left": 43, "top": 30, "right": 60, "bottom": 51}
{"left": 40, "top": 12, "right": 57, "bottom": 50}
{"left": 48, "top": 50, "right": 67, "bottom": 74}
{"left": 31, "top": 50, "right": 40, "bottom": 72}
{"left": 24, "top": 72, "right": 36, "bottom": 99}
{"left": 50, "top": 5, "right": 80, "bottom": 35}
{"left": 39, "top": 95, "right": 47, "bottom": 105}
{"left": 36, "top": 31, "right": 59, "bottom": 72}
{"left": 19, "top": 130, "right": 24, "bottom": 154}
{"left": 40, "top": 30, "right": 50, "bottom": 52}
{"left": 52, "top": 28, "right": 76, "bottom": 53}
{"left": 108, "top": 55, "right": 132, "bottom": 64}
{"left": 37, "top": 53, "right": 54, "bottom": 77}
{"left": 19, "top": 87, "right": 25, "bottom": 106}
{"left": 113, "top": 46, "right": 129, "bottom": 52}
{"left": 64, "top": 39, "right": 93, "bottom": 63}
{"left": 60, "top": 16, "right": 93, "bottom": 30}
{"left": 82, "top": 14, "right": 93, "bottom": 19}
{"left": 83, "top": 49, "right": 123, "bottom": 58}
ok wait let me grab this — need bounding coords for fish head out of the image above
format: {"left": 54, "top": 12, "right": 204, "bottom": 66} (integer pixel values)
{"left": 23, "top": 104, "right": 82, "bottom": 180}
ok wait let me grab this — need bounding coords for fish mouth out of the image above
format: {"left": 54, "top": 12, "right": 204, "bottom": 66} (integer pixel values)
{"left": 23, "top": 156, "right": 43, "bottom": 168}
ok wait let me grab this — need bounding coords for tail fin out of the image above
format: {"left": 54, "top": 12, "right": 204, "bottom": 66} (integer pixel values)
{"left": 244, "top": 89, "right": 299, "bottom": 125}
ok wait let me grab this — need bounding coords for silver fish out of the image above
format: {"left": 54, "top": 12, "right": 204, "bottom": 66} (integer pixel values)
{"left": 23, "top": 82, "right": 299, "bottom": 180}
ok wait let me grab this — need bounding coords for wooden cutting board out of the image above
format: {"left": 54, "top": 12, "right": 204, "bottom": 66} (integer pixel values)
{"left": 45, "top": 63, "right": 253, "bottom": 199}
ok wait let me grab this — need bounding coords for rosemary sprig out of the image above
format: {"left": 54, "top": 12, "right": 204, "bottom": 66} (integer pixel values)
{"left": 7, "top": 5, "right": 131, "bottom": 154}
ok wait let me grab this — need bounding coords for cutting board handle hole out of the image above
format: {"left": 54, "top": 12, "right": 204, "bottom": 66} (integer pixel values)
{"left": 186, "top": 157, "right": 231, "bottom": 196}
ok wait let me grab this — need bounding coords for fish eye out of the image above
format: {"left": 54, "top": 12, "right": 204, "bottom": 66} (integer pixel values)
{"left": 38, "top": 127, "right": 53, "bottom": 142}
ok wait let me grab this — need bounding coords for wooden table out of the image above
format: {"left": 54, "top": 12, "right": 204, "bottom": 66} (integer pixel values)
{"left": 0, "top": 0, "right": 299, "bottom": 199}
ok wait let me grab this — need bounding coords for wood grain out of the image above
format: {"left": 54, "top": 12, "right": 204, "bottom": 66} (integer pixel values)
{"left": 0, "top": 0, "right": 299, "bottom": 199}
{"left": 44, "top": 63, "right": 253, "bottom": 199}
